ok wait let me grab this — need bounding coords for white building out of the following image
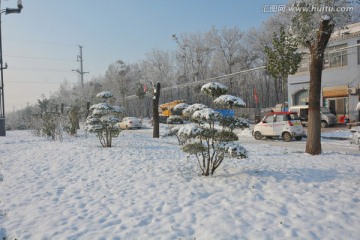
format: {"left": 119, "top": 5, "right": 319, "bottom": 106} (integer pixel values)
{"left": 288, "top": 22, "right": 360, "bottom": 123}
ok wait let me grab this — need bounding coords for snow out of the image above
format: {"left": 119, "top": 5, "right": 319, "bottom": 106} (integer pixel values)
{"left": 173, "top": 103, "right": 189, "bottom": 111}
{"left": 321, "top": 15, "right": 331, "bottom": 21}
{"left": 213, "top": 94, "right": 246, "bottom": 107}
{"left": 1, "top": 124, "right": 360, "bottom": 239}
{"left": 96, "top": 91, "right": 113, "bottom": 99}
{"left": 192, "top": 108, "right": 220, "bottom": 121}
{"left": 90, "top": 102, "right": 113, "bottom": 111}
{"left": 182, "top": 103, "right": 207, "bottom": 117}
{"left": 178, "top": 123, "right": 204, "bottom": 136}
{"left": 201, "top": 82, "right": 228, "bottom": 92}
{"left": 356, "top": 102, "right": 360, "bottom": 111}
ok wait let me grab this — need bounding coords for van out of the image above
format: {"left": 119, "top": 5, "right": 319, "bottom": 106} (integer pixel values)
{"left": 288, "top": 105, "right": 337, "bottom": 128}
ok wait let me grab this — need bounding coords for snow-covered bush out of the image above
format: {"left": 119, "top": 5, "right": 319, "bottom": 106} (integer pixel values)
{"left": 219, "top": 116, "right": 250, "bottom": 132}
{"left": 201, "top": 82, "right": 228, "bottom": 99}
{"left": 166, "top": 115, "right": 183, "bottom": 124}
{"left": 172, "top": 102, "right": 189, "bottom": 115}
{"left": 182, "top": 103, "right": 207, "bottom": 120}
{"left": 85, "top": 91, "right": 125, "bottom": 147}
{"left": 177, "top": 106, "right": 247, "bottom": 176}
{"left": 213, "top": 94, "right": 249, "bottom": 132}
{"left": 213, "top": 94, "right": 246, "bottom": 108}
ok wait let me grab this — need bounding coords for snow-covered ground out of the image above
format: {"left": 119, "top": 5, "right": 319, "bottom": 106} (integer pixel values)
{"left": 1, "top": 124, "right": 359, "bottom": 240}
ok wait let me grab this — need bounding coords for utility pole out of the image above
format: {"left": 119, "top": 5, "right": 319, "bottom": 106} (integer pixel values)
{"left": 0, "top": 0, "right": 23, "bottom": 136}
{"left": 73, "top": 45, "right": 88, "bottom": 87}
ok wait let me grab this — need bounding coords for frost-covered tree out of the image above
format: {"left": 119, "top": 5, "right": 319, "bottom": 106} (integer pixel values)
{"left": 201, "top": 82, "right": 228, "bottom": 99}
{"left": 208, "top": 26, "right": 245, "bottom": 74}
{"left": 265, "top": 26, "right": 302, "bottom": 110}
{"left": 291, "top": 0, "right": 352, "bottom": 155}
{"left": 85, "top": 91, "right": 125, "bottom": 147}
{"left": 178, "top": 106, "right": 247, "bottom": 176}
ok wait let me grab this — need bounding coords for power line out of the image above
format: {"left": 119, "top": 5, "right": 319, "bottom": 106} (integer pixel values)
{"left": 7, "top": 67, "right": 72, "bottom": 73}
{"left": 4, "top": 54, "right": 76, "bottom": 62}
{"left": 2, "top": 37, "right": 76, "bottom": 47}
{"left": 125, "top": 66, "right": 266, "bottom": 100}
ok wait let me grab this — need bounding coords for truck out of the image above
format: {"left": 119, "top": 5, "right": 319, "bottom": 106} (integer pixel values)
{"left": 159, "top": 100, "right": 185, "bottom": 124}
{"left": 288, "top": 105, "right": 337, "bottom": 128}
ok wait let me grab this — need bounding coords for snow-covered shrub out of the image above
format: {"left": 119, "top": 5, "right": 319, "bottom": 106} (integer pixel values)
{"left": 32, "top": 112, "right": 62, "bottom": 140}
{"left": 163, "top": 125, "right": 184, "bottom": 145}
{"left": 172, "top": 102, "right": 189, "bottom": 115}
{"left": 212, "top": 94, "right": 249, "bottom": 131}
{"left": 219, "top": 116, "right": 250, "bottom": 132}
{"left": 166, "top": 115, "right": 183, "bottom": 124}
{"left": 85, "top": 91, "right": 125, "bottom": 147}
{"left": 182, "top": 103, "right": 207, "bottom": 121}
{"left": 63, "top": 102, "right": 83, "bottom": 136}
{"left": 201, "top": 82, "right": 228, "bottom": 99}
{"left": 213, "top": 94, "right": 246, "bottom": 108}
{"left": 177, "top": 107, "right": 247, "bottom": 176}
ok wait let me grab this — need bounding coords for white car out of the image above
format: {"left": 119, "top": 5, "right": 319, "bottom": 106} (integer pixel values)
{"left": 253, "top": 111, "right": 305, "bottom": 142}
{"left": 119, "top": 117, "right": 142, "bottom": 129}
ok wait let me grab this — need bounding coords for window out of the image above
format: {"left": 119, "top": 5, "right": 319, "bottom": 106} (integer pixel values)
{"left": 323, "top": 44, "right": 348, "bottom": 69}
{"left": 264, "top": 115, "right": 274, "bottom": 123}
{"left": 275, "top": 114, "right": 285, "bottom": 122}
{"left": 295, "top": 43, "right": 348, "bottom": 73}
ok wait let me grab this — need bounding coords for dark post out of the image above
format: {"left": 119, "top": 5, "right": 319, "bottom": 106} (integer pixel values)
{"left": 86, "top": 101, "right": 90, "bottom": 118}
{"left": 0, "top": 0, "right": 23, "bottom": 136}
{"left": 152, "top": 82, "right": 161, "bottom": 138}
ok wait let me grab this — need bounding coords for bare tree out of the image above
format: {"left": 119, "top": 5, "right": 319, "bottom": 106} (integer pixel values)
{"left": 208, "top": 26, "right": 245, "bottom": 74}
{"left": 173, "top": 32, "right": 213, "bottom": 82}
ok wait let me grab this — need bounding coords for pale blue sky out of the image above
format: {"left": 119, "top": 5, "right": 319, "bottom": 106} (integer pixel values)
{"left": 2, "top": 0, "right": 286, "bottom": 112}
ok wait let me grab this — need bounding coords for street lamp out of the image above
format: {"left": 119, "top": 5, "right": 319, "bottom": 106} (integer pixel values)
{"left": 0, "top": 0, "right": 23, "bottom": 136}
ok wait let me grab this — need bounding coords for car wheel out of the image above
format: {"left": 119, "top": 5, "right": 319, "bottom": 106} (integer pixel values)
{"left": 295, "top": 136, "right": 302, "bottom": 141}
{"left": 254, "top": 131, "right": 262, "bottom": 140}
{"left": 282, "top": 132, "right": 292, "bottom": 142}
{"left": 321, "top": 121, "right": 328, "bottom": 128}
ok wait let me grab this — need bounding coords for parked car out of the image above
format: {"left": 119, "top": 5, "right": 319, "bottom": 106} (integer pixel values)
{"left": 253, "top": 111, "right": 305, "bottom": 142}
{"left": 119, "top": 117, "right": 142, "bottom": 129}
{"left": 288, "top": 105, "right": 336, "bottom": 128}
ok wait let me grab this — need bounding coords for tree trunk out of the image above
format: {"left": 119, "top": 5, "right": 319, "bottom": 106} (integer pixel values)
{"left": 153, "top": 83, "right": 161, "bottom": 138}
{"left": 306, "top": 50, "right": 323, "bottom": 154}
{"left": 305, "top": 19, "right": 334, "bottom": 155}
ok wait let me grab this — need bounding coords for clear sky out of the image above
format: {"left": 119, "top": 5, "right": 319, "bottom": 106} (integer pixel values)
{"left": 1, "top": 0, "right": 286, "bottom": 113}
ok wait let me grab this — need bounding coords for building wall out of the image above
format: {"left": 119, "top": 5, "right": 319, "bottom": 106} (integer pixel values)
{"left": 288, "top": 24, "right": 360, "bottom": 122}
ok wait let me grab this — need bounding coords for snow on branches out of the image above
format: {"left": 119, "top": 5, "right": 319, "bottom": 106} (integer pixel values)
{"left": 85, "top": 91, "right": 125, "bottom": 147}
{"left": 213, "top": 94, "right": 246, "bottom": 108}
{"left": 201, "top": 82, "right": 228, "bottom": 98}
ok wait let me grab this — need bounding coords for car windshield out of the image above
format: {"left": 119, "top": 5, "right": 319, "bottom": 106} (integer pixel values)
{"left": 287, "top": 113, "right": 299, "bottom": 120}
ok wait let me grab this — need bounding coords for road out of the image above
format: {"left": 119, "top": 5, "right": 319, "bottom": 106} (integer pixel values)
{"left": 237, "top": 125, "right": 360, "bottom": 155}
